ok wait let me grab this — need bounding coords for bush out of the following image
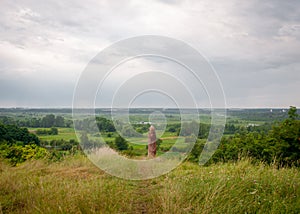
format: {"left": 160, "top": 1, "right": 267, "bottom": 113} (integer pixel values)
{"left": 0, "top": 123, "right": 40, "bottom": 145}
{"left": 114, "top": 135, "right": 128, "bottom": 151}
{"left": 0, "top": 143, "right": 48, "bottom": 166}
{"left": 36, "top": 127, "right": 58, "bottom": 135}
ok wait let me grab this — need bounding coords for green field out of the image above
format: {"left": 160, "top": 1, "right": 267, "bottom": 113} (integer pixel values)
{"left": 29, "top": 128, "right": 77, "bottom": 141}
{"left": 29, "top": 127, "right": 179, "bottom": 156}
{"left": 1, "top": 156, "right": 299, "bottom": 213}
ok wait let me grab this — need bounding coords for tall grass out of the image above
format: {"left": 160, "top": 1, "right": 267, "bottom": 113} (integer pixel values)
{"left": 0, "top": 156, "right": 299, "bottom": 213}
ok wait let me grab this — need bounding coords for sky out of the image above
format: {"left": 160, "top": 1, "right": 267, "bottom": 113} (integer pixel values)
{"left": 0, "top": 0, "right": 299, "bottom": 108}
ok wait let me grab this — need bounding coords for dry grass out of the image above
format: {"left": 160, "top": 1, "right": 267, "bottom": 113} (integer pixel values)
{"left": 0, "top": 156, "right": 299, "bottom": 213}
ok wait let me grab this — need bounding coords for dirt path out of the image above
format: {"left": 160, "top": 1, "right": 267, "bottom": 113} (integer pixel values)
{"left": 130, "top": 180, "right": 158, "bottom": 214}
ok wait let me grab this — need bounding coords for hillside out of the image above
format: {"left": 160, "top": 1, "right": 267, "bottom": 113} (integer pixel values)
{"left": 1, "top": 156, "right": 299, "bottom": 213}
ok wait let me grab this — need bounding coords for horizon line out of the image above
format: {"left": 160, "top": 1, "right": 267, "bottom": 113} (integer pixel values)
{"left": 0, "top": 106, "right": 296, "bottom": 109}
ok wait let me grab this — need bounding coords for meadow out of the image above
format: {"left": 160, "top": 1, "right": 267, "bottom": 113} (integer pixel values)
{"left": 29, "top": 128, "right": 77, "bottom": 142}
{"left": 0, "top": 156, "right": 299, "bottom": 213}
{"left": 0, "top": 108, "right": 299, "bottom": 213}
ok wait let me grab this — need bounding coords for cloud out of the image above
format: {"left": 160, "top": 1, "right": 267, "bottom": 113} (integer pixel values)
{"left": 0, "top": 0, "right": 299, "bottom": 107}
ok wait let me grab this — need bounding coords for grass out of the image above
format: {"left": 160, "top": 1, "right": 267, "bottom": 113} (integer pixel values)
{"left": 29, "top": 128, "right": 77, "bottom": 141}
{"left": 0, "top": 156, "right": 299, "bottom": 213}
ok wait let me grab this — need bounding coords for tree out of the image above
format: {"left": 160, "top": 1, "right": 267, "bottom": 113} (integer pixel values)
{"left": 114, "top": 135, "right": 128, "bottom": 151}
{"left": 55, "top": 116, "right": 65, "bottom": 127}
{"left": 156, "top": 138, "right": 162, "bottom": 149}
{"left": 0, "top": 123, "right": 40, "bottom": 146}
{"left": 96, "top": 117, "right": 116, "bottom": 132}
{"left": 41, "top": 114, "right": 55, "bottom": 128}
{"left": 270, "top": 106, "right": 300, "bottom": 166}
{"left": 50, "top": 127, "right": 58, "bottom": 135}
{"left": 121, "top": 124, "right": 142, "bottom": 137}
{"left": 78, "top": 132, "right": 93, "bottom": 150}
{"left": 187, "top": 139, "right": 205, "bottom": 162}
{"left": 288, "top": 106, "right": 298, "bottom": 120}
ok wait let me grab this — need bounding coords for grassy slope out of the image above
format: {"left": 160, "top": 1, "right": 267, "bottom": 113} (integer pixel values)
{"left": 0, "top": 156, "right": 299, "bottom": 214}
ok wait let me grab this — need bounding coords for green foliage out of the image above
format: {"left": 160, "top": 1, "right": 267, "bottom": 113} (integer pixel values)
{"left": 288, "top": 106, "right": 298, "bottom": 120}
{"left": 166, "top": 123, "right": 180, "bottom": 133}
{"left": 0, "top": 144, "right": 48, "bottom": 166}
{"left": 0, "top": 122, "right": 80, "bottom": 165}
{"left": 114, "top": 135, "right": 128, "bottom": 151}
{"left": 36, "top": 127, "right": 58, "bottom": 135}
{"left": 188, "top": 107, "right": 300, "bottom": 166}
{"left": 80, "top": 132, "right": 95, "bottom": 150}
{"left": 0, "top": 122, "right": 48, "bottom": 165}
{"left": 36, "top": 127, "right": 76, "bottom": 141}
{"left": 1, "top": 108, "right": 300, "bottom": 213}
{"left": 0, "top": 122, "right": 40, "bottom": 146}
{"left": 50, "top": 127, "right": 58, "bottom": 135}
{"left": 32, "top": 114, "right": 67, "bottom": 128}
{"left": 74, "top": 117, "right": 116, "bottom": 133}
{"left": 156, "top": 138, "right": 162, "bottom": 149}
{"left": 121, "top": 124, "right": 142, "bottom": 137}
{"left": 186, "top": 139, "right": 205, "bottom": 162}
{"left": 224, "top": 123, "right": 238, "bottom": 134}
{"left": 133, "top": 124, "right": 150, "bottom": 134}
{"left": 54, "top": 115, "right": 65, "bottom": 127}
{"left": 0, "top": 114, "right": 70, "bottom": 128}
{"left": 180, "top": 121, "right": 199, "bottom": 136}
{"left": 166, "top": 122, "right": 211, "bottom": 138}
{"left": 41, "top": 114, "right": 56, "bottom": 127}
{"left": 198, "top": 123, "right": 211, "bottom": 138}
{"left": 0, "top": 107, "right": 299, "bottom": 168}
{"left": 96, "top": 117, "right": 116, "bottom": 132}
{"left": 218, "top": 107, "right": 300, "bottom": 166}
{"left": 227, "top": 108, "right": 288, "bottom": 122}
{"left": 43, "top": 138, "right": 79, "bottom": 150}
{"left": 270, "top": 108, "right": 300, "bottom": 166}
{"left": 246, "top": 122, "right": 273, "bottom": 134}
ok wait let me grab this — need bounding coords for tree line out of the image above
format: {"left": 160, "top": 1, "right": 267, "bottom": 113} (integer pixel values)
{"left": 188, "top": 107, "right": 300, "bottom": 166}
{"left": 0, "top": 114, "right": 72, "bottom": 128}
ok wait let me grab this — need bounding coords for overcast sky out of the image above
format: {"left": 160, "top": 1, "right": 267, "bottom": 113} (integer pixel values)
{"left": 0, "top": 0, "right": 299, "bottom": 108}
